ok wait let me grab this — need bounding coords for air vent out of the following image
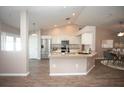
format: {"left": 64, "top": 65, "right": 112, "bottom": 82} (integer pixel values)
{"left": 79, "top": 28, "right": 82, "bottom": 30}
{"left": 65, "top": 17, "right": 70, "bottom": 20}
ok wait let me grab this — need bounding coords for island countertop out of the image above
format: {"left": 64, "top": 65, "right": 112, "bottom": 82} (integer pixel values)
{"left": 49, "top": 52, "right": 97, "bottom": 58}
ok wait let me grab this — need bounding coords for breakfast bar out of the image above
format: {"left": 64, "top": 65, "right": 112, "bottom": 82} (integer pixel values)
{"left": 49, "top": 52, "right": 97, "bottom": 76}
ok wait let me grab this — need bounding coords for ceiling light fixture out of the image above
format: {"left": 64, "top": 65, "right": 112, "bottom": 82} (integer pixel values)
{"left": 32, "top": 22, "right": 37, "bottom": 36}
{"left": 72, "top": 13, "right": 75, "bottom": 16}
{"left": 117, "top": 32, "right": 124, "bottom": 37}
{"left": 54, "top": 25, "right": 57, "bottom": 27}
{"left": 117, "top": 21, "right": 124, "bottom": 37}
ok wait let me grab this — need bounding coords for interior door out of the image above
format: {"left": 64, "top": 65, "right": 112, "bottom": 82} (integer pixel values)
{"left": 29, "top": 35, "right": 38, "bottom": 59}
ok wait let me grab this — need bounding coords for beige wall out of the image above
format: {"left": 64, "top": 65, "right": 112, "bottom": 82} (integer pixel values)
{"left": 96, "top": 27, "right": 118, "bottom": 57}
{"left": 0, "top": 52, "right": 27, "bottom": 73}
{"left": 0, "top": 22, "right": 19, "bottom": 34}
{"left": 0, "top": 22, "right": 28, "bottom": 75}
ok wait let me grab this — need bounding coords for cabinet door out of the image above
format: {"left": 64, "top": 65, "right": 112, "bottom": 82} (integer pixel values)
{"left": 81, "top": 33, "right": 92, "bottom": 45}
{"left": 52, "top": 36, "right": 60, "bottom": 44}
{"left": 68, "top": 36, "right": 80, "bottom": 44}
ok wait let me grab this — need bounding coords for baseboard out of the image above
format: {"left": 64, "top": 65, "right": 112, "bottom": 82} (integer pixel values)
{"left": 0, "top": 72, "right": 30, "bottom": 76}
{"left": 50, "top": 73, "right": 87, "bottom": 76}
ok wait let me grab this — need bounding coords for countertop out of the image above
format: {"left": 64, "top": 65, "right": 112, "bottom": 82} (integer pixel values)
{"left": 49, "top": 52, "right": 97, "bottom": 58}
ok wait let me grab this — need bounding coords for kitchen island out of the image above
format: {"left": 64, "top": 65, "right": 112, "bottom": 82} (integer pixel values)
{"left": 49, "top": 52, "right": 97, "bottom": 76}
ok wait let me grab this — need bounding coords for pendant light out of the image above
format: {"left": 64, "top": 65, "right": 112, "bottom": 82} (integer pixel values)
{"left": 117, "top": 32, "right": 124, "bottom": 37}
{"left": 32, "top": 22, "right": 37, "bottom": 36}
{"left": 117, "top": 21, "right": 124, "bottom": 37}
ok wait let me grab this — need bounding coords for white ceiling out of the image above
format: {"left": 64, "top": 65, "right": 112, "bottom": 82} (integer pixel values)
{"left": 0, "top": 6, "right": 124, "bottom": 32}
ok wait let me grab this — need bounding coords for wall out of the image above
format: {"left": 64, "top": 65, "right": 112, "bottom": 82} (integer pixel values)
{"left": 1, "top": 22, "right": 20, "bottom": 35}
{"left": 0, "top": 52, "right": 27, "bottom": 74}
{"left": 0, "top": 22, "right": 28, "bottom": 75}
{"left": 96, "top": 27, "right": 118, "bottom": 57}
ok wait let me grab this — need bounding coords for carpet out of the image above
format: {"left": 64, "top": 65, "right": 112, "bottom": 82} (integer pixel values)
{"left": 101, "top": 60, "right": 124, "bottom": 70}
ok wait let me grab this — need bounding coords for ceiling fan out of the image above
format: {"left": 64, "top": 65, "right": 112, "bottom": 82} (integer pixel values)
{"left": 117, "top": 21, "right": 124, "bottom": 37}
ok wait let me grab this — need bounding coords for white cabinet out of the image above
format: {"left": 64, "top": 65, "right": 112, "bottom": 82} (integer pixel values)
{"left": 69, "top": 36, "right": 80, "bottom": 44}
{"left": 79, "top": 26, "right": 96, "bottom": 51}
{"left": 52, "top": 36, "right": 61, "bottom": 44}
{"left": 81, "top": 33, "right": 93, "bottom": 45}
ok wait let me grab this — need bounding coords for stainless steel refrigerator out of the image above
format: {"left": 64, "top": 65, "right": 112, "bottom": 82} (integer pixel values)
{"left": 41, "top": 39, "right": 51, "bottom": 59}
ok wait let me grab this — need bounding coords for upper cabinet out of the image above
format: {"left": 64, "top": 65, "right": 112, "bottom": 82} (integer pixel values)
{"left": 81, "top": 33, "right": 93, "bottom": 45}
{"left": 78, "top": 26, "right": 96, "bottom": 51}
{"left": 77, "top": 26, "right": 96, "bottom": 35}
{"left": 52, "top": 36, "right": 61, "bottom": 44}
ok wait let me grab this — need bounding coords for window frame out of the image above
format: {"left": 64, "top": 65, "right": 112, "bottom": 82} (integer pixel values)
{"left": 0, "top": 31, "right": 21, "bottom": 52}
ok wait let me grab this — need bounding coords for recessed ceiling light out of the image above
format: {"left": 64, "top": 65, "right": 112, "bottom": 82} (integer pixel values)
{"left": 72, "top": 13, "right": 76, "bottom": 16}
{"left": 65, "top": 17, "right": 70, "bottom": 20}
{"left": 54, "top": 25, "right": 57, "bottom": 27}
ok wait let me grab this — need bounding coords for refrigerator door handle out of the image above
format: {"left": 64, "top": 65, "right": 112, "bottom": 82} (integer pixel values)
{"left": 41, "top": 45, "right": 44, "bottom": 48}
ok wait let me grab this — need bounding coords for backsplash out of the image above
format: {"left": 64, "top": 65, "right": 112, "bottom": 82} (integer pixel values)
{"left": 51, "top": 44, "right": 81, "bottom": 51}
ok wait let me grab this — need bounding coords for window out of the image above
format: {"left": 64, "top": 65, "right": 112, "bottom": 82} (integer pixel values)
{"left": 15, "top": 37, "right": 21, "bottom": 51}
{"left": 1, "top": 32, "right": 6, "bottom": 51}
{"left": 1, "top": 32, "right": 21, "bottom": 51}
{"left": 102, "top": 40, "right": 113, "bottom": 48}
{"left": 5, "top": 36, "right": 14, "bottom": 51}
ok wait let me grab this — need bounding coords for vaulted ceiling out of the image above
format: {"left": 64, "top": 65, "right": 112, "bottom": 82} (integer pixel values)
{"left": 0, "top": 6, "right": 124, "bottom": 32}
